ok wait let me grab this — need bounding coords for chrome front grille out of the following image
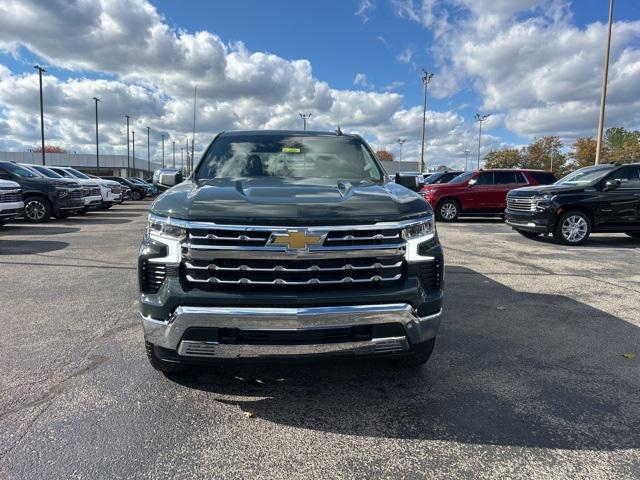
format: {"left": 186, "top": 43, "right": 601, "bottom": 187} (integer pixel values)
{"left": 90, "top": 187, "right": 101, "bottom": 196}
{"left": 189, "top": 229, "right": 271, "bottom": 247}
{"left": 507, "top": 196, "right": 537, "bottom": 212}
{"left": 69, "top": 189, "right": 82, "bottom": 200}
{"left": 0, "top": 190, "right": 21, "bottom": 203}
{"left": 111, "top": 185, "right": 121, "bottom": 193}
{"left": 82, "top": 188, "right": 90, "bottom": 197}
{"left": 183, "top": 256, "right": 404, "bottom": 288}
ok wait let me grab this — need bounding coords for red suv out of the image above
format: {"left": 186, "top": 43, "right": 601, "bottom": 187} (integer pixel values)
{"left": 421, "top": 169, "right": 556, "bottom": 222}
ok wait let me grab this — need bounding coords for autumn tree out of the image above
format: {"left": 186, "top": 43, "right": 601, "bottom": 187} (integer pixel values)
{"left": 375, "top": 149, "right": 394, "bottom": 161}
{"left": 33, "top": 145, "right": 66, "bottom": 153}
{"left": 569, "top": 137, "right": 598, "bottom": 169}
{"left": 522, "top": 136, "right": 568, "bottom": 177}
{"left": 484, "top": 148, "right": 525, "bottom": 169}
{"left": 605, "top": 127, "right": 640, "bottom": 164}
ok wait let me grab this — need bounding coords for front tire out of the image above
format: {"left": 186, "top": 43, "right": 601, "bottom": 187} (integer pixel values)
{"left": 145, "top": 341, "right": 187, "bottom": 373}
{"left": 553, "top": 211, "right": 591, "bottom": 245}
{"left": 132, "top": 190, "right": 143, "bottom": 201}
{"left": 392, "top": 338, "right": 436, "bottom": 368}
{"left": 436, "top": 199, "right": 460, "bottom": 222}
{"left": 23, "top": 196, "right": 52, "bottom": 223}
{"left": 516, "top": 229, "right": 541, "bottom": 239}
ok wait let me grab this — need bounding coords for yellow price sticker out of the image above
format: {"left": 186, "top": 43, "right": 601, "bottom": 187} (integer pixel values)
{"left": 282, "top": 147, "right": 301, "bottom": 153}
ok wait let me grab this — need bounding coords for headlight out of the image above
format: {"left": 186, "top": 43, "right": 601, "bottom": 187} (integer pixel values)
{"left": 147, "top": 216, "right": 187, "bottom": 241}
{"left": 56, "top": 187, "right": 69, "bottom": 198}
{"left": 402, "top": 219, "right": 435, "bottom": 240}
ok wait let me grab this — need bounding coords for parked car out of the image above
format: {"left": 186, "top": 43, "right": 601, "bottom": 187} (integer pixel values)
{"left": 48, "top": 166, "right": 121, "bottom": 209}
{"left": 505, "top": 162, "right": 640, "bottom": 245}
{"left": 0, "top": 161, "right": 84, "bottom": 222}
{"left": 45, "top": 166, "right": 102, "bottom": 212}
{"left": 421, "top": 169, "right": 557, "bottom": 222}
{"left": 424, "top": 171, "right": 464, "bottom": 185}
{"left": 140, "top": 130, "right": 443, "bottom": 373}
{"left": 101, "top": 176, "right": 149, "bottom": 201}
{"left": 127, "top": 177, "right": 158, "bottom": 195}
{"left": 0, "top": 179, "right": 24, "bottom": 226}
{"left": 86, "top": 174, "right": 127, "bottom": 204}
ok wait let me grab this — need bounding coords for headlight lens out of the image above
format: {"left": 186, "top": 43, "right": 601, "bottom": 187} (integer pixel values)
{"left": 56, "top": 187, "right": 69, "bottom": 198}
{"left": 147, "top": 216, "right": 187, "bottom": 241}
{"left": 402, "top": 219, "right": 435, "bottom": 240}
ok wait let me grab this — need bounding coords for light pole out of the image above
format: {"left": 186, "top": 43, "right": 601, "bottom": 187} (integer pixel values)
{"left": 464, "top": 149, "right": 470, "bottom": 171}
{"left": 161, "top": 134, "right": 165, "bottom": 168}
{"left": 299, "top": 113, "right": 312, "bottom": 130}
{"left": 181, "top": 147, "right": 184, "bottom": 174}
{"left": 186, "top": 137, "right": 190, "bottom": 174}
{"left": 397, "top": 138, "right": 406, "bottom": 162}
{"left": 595, "top": 0, "right": 614, "bottom": 165}
{"left": 419, "top": 70, "right": 434, "bottom": 173}
{"left": 34, "top": 65, "right": 46, "bottom": 165}
{"left": 132, "top": 130, "right": 136, "bottom": 176}
{"left": 93, "top": 97, "right": 100, "bottom": 173}
{"left": 146, "top": 126, "right": 150, "bottom": 175}
{"left": 475, "top": 113, "right": 490, "bottom": 169}
{"left": 125, "top": 115, "right": 130, "bottom": 176}
{"left": 172, "top": 141, "right": 176, "bottom": 168}
{"left": 192, "top": 85, "right": 197, "bottom": 171}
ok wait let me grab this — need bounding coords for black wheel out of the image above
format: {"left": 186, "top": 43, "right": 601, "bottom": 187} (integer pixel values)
{"left": 101, "top": 202, "right": 112, "bottom": 210}
{"left": 553, "top": 211, "right": 591, "bottom": 245}
{"left": 23, "top": 196, "right": 52, "bottom": 223}
{"left": 516, "top": 229, "right": 541, "bottom": 239}
{"left": 625, "top": 232, "right": 640, "bottom": 239}
{"left": 392, "top": 338, "right": 436, "bottom": 368}
{"left": 132, "top": 190, "right": 143, "bottom": 201}
{"left": 145, "top": 341, "right": 187, "bottom": 373}
{"left": 436, "top": 199, "right": 460, "bottom": 222}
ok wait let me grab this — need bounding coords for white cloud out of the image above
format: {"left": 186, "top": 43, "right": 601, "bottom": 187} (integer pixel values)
{"left": 355, "top": 0, "right": 376, "bottom": 23}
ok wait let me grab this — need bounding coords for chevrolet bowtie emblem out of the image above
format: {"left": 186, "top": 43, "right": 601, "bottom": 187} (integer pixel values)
{"left": 268, "top": 230, "right": 326, "bottom": 250}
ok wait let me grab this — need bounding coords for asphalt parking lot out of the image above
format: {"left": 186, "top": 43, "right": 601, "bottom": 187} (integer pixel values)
{"left": 1, "top": 204, "right": 639, "bottom": 479}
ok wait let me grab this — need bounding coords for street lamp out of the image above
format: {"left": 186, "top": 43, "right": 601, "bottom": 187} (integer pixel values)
{"left": 93, "top": 97, "right": 100, "bottom": 173}
{"left": 161, "top": 134, "right": 165, "bottom": 168}
{"left": 34, "top": 65, "right": 46, "bottom": 165}
{"left": 172, "top": 141, "right": 176, "bottom": 168}
{"left": 146, "top": 126, "right": 151, "bottom": 175}
{"left": 475, "top": 113, "right": 490, "bottom": 169}
{"left": 419, "top": 70, "right": 434, "bottom": 173}
{"left": 595, "top": 0, "right": 615, "bottom": 164}
{"left": 397, "top": 138, "right": 406, "bottom": 162}
{"left": 125, "top": 115, "right": 130, "bottom": 176}
{"left": 299, "top": 113, "right": 311, "bottom": 130}
{"left": 132, "top": 130, "right": 136, "bottom": 176}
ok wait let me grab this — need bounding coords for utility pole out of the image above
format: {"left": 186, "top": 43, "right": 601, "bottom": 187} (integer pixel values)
{"left": 172, "top": 141, "right": 176, "bottom": 168}
{"left": 146, "top": 126, "right": 150, "bottom": 175}
{"left": 132, "top": 130, "right": 136, "bottom": 176}
{"left": 161, "top": 134, "right": 165, "bottom": 168}
{"left": 475, "top": 113, "right": 490, "bottom": 169}
{"left": 595, "top": 0, "right": 614, "bottom": 165}
{"left": 34, "top": 65, "right": 46, "bottom": 165}
{"left": 299, "top": 113, "right": 312, "bottom": 130}
{"left": 397, "top": 138, "right": 406, "bottom": 162}
{"left": 192, "top": 85, "right": 197, "bottom": 171}
{"left": 464, "top": 149, "right": 470, "bottom": 171}
{"left": 419, "top": 70, "right": 434, "bottom": 173}
{"left": 186, "top": 137, "right": 190, "bottom": 174}
{"left": 93, "top": 97, "right": 100, "bottom": 173}
{"left": 181, "top": 147, "right": 184, "bottom": 174}
{"left": 125, "top": 115, "right": 130, "bottom": 176}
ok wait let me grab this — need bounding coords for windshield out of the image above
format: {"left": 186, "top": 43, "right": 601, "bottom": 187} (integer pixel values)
{"left": 30, "top": 165, "right": 64, "bottom": 179}
{"left": 556, "top": 166, "right": 614, "bottom": 186}
{"left": 1, "top": 162, "right": 38, "bottom": 178}
{"left": 448, "top": 171, "right": 474, "bottom": 184}
{"left": 424, "top": 172, "right": 443, "bottom": 183}
{"left": 66, "top": 168, "right": 90, "bottom": 179}
{"left": 196, "top": 134, "right": 384, "bottom": 184}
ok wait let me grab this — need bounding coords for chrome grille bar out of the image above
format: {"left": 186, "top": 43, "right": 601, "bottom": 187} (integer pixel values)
{"left": 185, "top": 273, "right": 402, "bottom": 286}
{"left": 184, "top": 260, "right": 403, "bottom": 272}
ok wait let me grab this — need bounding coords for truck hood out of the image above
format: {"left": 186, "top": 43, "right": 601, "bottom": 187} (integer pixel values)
{"left": 508, "top": 184, "right": 587, "bottom": 197}
{"left": 151, "top": 177, "right": 431, "bottom": 225}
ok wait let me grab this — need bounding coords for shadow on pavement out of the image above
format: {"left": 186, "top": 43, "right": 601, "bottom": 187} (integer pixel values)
{"left": 171, "top": 266, "right": 640, "bottom": 451}
{"left": 62, "top": 217, "right": 132, "bottom": 225}
{"left": 525, "top": 234, "right": 640, "bottom": 249}
{"left": 0, "top": 239, "right": 69, "bottom": 255}
{"left": 0, "top": 225, "right": 80, "bottom": 236}
{"left": 449, "top": 217, "right": 504, "bottom": 224}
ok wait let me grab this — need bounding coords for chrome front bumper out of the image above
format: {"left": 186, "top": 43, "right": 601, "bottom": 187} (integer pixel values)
{"left": 141, "top": 304, "right": 442, "bottom": 359}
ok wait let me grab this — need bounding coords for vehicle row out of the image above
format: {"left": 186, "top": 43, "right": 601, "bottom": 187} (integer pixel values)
{"left": 0, "top": 161, "right": 157, "bottom": 224}
{"left": 419, "top": 164, "right": 640, "bottom": 245}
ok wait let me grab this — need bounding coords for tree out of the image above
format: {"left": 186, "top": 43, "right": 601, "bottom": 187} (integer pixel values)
{"left": 484, "top": 148, "right": 525, "bottom": 169}
{"left": 522, "top": 136, "right": 568, "bottom": 177}
{"left": 33, "top": 145, "right": 66, "bottom": 153}
{"left": 605, "top": 127, "right": 640, "bottom": 164}
{"left": 569, "top": 137, "right": 598, "bottom": 169}
{"left": 375, "top": 149, "right": 394, "bottom": 161}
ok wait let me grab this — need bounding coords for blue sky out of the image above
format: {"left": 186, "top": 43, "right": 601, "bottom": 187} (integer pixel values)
{"left": 0, "top": 0, "right": 639, "bottom": 167}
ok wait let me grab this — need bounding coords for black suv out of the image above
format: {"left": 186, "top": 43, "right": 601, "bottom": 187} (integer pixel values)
{"left": 139, "top": 130, "right": 443, "bottom": 373}
{"left": 102, "top": 176, "right": 149, "bottom": 201}
{"left": 0, "top": 161, "right": 84, "bottom": 222}
{"left": 505, "top": 162, "right": 640, "bottom": 245}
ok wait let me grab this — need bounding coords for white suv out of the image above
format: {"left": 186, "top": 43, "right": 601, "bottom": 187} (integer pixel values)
{"left": 0, "top": 179, "right": 24, "bottom": 226}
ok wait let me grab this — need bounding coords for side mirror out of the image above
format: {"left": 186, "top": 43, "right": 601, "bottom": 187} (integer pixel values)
{"left": 468, "top": 178, "right": 477, "bottom": 187}
{"left": 395, "top": 173, "right": 425, "bottom": 192}
{"left": 155, "top": 170, "right": 183, "bottom": 188}
{"left": 603, "top": 179, "right": 621, "bottom": 192}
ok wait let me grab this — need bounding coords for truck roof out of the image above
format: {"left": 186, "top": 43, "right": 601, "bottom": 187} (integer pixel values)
{"left": 219, "top": 130, "right": 356, "bottom": 138}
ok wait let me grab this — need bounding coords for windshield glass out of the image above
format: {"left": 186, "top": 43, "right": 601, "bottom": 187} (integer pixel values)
{"left": 424, "top": 173, "right": 443, "bottom": 183}
{"left": 1, "top": 162, "right": 38, "bottom": 178}
{"left": 556, "top": 166, "right": 614, "bottom": 186}
{"left": 30, "top": 165, "right": 63, "bottom": 179}
{"left": 196, "top": 134, "right": 384, "bottom": 184}
{"left": 448, "top": 171, "right": 474, "bottom": 184}
{"left": 66, "top": 168, "right": 90, "bottom": 179}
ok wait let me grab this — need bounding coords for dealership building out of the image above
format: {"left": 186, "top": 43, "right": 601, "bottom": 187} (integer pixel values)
{"left": 0, "top": 151, "right": 175, "bottom": 178}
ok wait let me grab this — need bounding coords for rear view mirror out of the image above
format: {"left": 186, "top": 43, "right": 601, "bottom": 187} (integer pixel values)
{"left": 603, "top": 179, "right": 620, "bottom": 192}
{"left": 154, "top": 169, "right": 183, "bottom": 188}
{"left": 395, "top": 172, "right": 425, "bottom": 192}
